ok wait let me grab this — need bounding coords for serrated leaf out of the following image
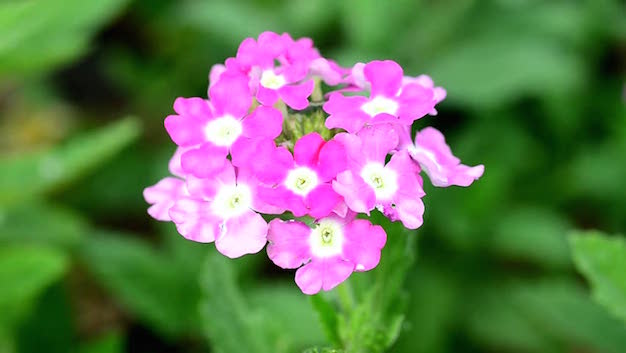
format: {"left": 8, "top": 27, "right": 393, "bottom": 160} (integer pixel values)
{"left": 80, "top": 231, "right": 201, "bottom": 338}
{"left": 570, "top": 231, "right": 626, "bottom": 322}
{"left": 0, "top": 117, "right": 141, "bottom": 206}
{"left": 200, "top": 254, "right": 272, "bottom": 353}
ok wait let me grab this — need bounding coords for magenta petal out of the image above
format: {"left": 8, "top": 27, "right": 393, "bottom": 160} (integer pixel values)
{"left": 332, "top": 171, "right": 376, "bottom": 214}
{"left": 256, "top": 85, "right": 279, "bottom": 106}
{"left": 180, "top": 144, "right": 229, "bottom": 178}
{"left": 278, "top": 80, "right": 314, "bottom": 110}
{"left": 169, "top": 198, "right": 220, "bottom": 243}
{"left": 392, "top": 196, "right": 425, "bottom": 229}
{"left": 208, "top": 64, "right": 226, "bottom": 87}
{"left": 397, "top": 83, "right": 435, "bottom": 123}
{"left": 242, "top": 106, "right": 283, "bottom": 139}
{"left": 209, "top": 72, "right": 252, "bottom": 117}
{"left": 364, "top": 60, "right": 403, "bottom": 97}
{"left": 295, "top": 258, "right": 354, "bottom": 295}
{"left": 412, "top": 127, "right": 484, "bottom": 187}
{"left": 294, "top": 132, "right": 324, "bottom": 167}
{"left": 143, "top": 177, "right": 186, "bottom": 221}
{"left": 164, "top": 114, "right": 205, "bottom": 146}
{"left": 216, "top": 212, "right": 268, "bottom": 258}
{"left": 343, "top": 219, "right": 387, "bottom": 271}
{"left": 267, "top": 219, "right": 312, "bottom": 269}
{"left": 305, "top": 184, "right": 342, "bottom": 219}
{"left": 357, "top": 124, "right": 400, "bottom": 163}
{"left": 173, "top": 97, "right": 213, "bottom": 119}
{"left": 317, "top": 139, "right": 347, "bottom": 182}
{"left": 232, "top": 140, "right": 292, "bottom": 183}
{"left": 323, "top": 93, "right": 369, "bottom": 133}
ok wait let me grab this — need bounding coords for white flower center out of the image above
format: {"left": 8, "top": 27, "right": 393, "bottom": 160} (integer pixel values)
{"left": 361, "top": 96, "right": 399, "bottom": 117}
{"left": 210, "top": 184, "right": 252, "bottom": 219}
{"left": 260, "top": 70, "right": 287, "bottom": 89}
{"left": 309, "top": 218, "right": 344, "bottom": 258}
{"left": 360, "top": 162, "right": 398, "bottom": 200}
{"left": 204, "top": 115, "right": 243, "bottom": 147}
{"left": 284, "top": 167, "right": 319, "bottom": 196}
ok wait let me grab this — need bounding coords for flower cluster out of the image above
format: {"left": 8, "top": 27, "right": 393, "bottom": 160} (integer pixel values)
{"left": 144, "top": 32, "right": 484, "bottom": 294}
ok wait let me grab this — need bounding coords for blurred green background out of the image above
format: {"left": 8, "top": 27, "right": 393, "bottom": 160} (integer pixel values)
{"left": 1, "top": 0, "right": 625, "bottom": 352}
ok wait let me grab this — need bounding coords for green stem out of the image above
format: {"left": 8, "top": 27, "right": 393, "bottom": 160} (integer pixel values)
{"left": 337, "top": 280, "right": 355, "bottom": 314}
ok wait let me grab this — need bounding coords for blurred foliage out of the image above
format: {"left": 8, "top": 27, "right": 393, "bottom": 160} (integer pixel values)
{"left": 0, "top": 0, "right": 625, "bottom": 353}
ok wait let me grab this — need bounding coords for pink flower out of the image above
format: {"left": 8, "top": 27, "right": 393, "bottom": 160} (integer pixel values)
{"left": 143, "top": 177, "right": 187, "bottom": 222}
{"left": 402, "top": 126, "right": 484, "bottom": 187}
{"left": 252, "top": 133, "right": 347, "bottom": 219}
{"left": 164, "top": 72, "right": 283, "bottom": 178}
{"left": 324, "top": 60, "right": 438, "bottom": 133}
{"left": 168, "top": 161, "right": 273, "bottom": 258}
{"left": 226, "top": 32, "right": 315, "bottom": 110}
{"left": 267, "top": 212, "right": 386, "bottom": 295}
{"left": 332, "top": 125, "right": 426, "bottom": 229}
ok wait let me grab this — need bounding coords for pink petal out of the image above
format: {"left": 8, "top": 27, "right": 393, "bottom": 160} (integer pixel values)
{"left": 309, "top": 58, "right": 343, "bottom": 85}
{"left": 397, "top": 83, "right": 435, "bottom": 123}
{"left": 256, "top": 85, "right": 279, "bottom": 106}
{"left": 333, "top": 133, "right": 367, "bottom": 171}
{"left": 323, "top": 93, "right": 370, "bottom": 133}
{"left": 357, "top": 124, "right": 400, "bottom": 163}
{"left": 185, "top": 162, "right": 236, "bottom": 200}
{"left": 180, "top": 144, "right": 229, "bottom": 178}
{"left": 266, "top": 219, "right": 312, "bottom": 269}
{"left": 258, "top": 31, "right": 287, "bottom": 58}
{"left": 215, "top": 211, "right": 268, "bottom": 258}
{"left": 143, "top": 177, "right": 186, "bottom": 221}
{"left": 169, "top": 198, "right": 220, "bottom": 243}
{"left": 257, "top": 185, "right": 308, "bottom": 217}
{"left": 332, "top": 171, "right": 376, "bottom": 214}
{"left": 343, "top": 219, "right": 387, "bottom": 271}
{"left": 278, "top": 80, "right": 314, "bottom": 110}
{"left": 209, "top": 72, "right": 252, "bottom": 117}
{"left": 294, "top": 132, "right": 324, "bottom": 167}
{"left": 208, "top": 64, "right": 227, "bottom": 88}
{"left": 295, "top": 258, "right": 354, "bottom": 295}
{"left": 168, "top": 147, "right": 193, "bottom": 178}
{"left": 232, "top": 140, "right": 292, "bottom": 184}
{"left": 412, "top": 127, "right": 484, "bottom": 187}
{"left": 364, "top": 60, "right": 403, "bottom": 97}
{"left": 165, "top": 115, "right": 208, "bottom": 146}
{"left": 173, "top": 97, "right": 213, "bottom": 118}
{"left": 305, "top": 184, "right": 342, "bottom": 219}
{"left": 242, "top": 106, "right": 283, "bottom": 139}
{"left": 316, "top": 138, "right": 347, "bottom": 182}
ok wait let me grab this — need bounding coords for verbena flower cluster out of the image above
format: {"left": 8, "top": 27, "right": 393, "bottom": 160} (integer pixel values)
{"left": 144, "top": 32, "right": 484, "bottom": 295}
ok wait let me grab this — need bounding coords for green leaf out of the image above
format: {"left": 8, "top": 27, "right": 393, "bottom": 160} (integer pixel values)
{"left": 310, "top": 294, "right": 341, "bottom": 346}
{"left": 0, "top": 0, "right": 130, "bottom": 77}
{"left": 80, "top": 231, "right": 201, "bottom": 338}
{"left": 570, "top": 231, "right": 626, "bottom": 322}
{"left": 0, "top": 245, "right": 68, "bottom": 327}
{"left": 0, "top": 202, "right": 87, "bottom": 248}
{"left": 0, "top": 117, "right": 141, "bottom": 206}
{"left": 78, "top": 331, "right": 124, "bottom": 353}
{"left": 490, "top": 207, "right": 572, "bottom": 269}
{"left": 200, "top": 254, "right": 273, "bottom": 353}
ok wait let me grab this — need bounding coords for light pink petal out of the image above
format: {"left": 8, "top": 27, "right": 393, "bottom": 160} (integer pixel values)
{"left": 294, "top": 132, "right": 324, "bottom": 167}
{"left": 143, "top": 177, "right": 186, "bottom": 221}
{"left": 295, "top": 258, "right": 354, "bottom": 295}
{"left": 317, "top": 139, "right": 347, "bottom": 182}
{"left": 169, "top": 198, "right": 220, "bottom": 243}
{"left": 180, "top": 144, "right": 229, "bottom": 178}
{"left": 323, "top": 93, "right": 370, "bottom": 133}
{"left": 305, "top": 184, "right": 342, "bottom": 219}
{"left": 242, "top": 106, "right": 283, "bottom": 139}
{"left": 208, "top": 64, "right": 227, "bottom": 88}
{"left": 349, "top": 62, "right": 368, "bottom": 89}
{"left": 209, "top": 72, "right": 251, "bottom": 117}
{"left": 216, "top": 211, "right": 268, "bottom": 258}
{"left": 343, "top": 219, "right": 387, "bottom": 271}
{"left": 266, "top": 219, "right": 312, "bottom": 269}
{"left": 364, "top": 60, "right": 403, "bottom": 97}
{"left": 257, "top": 185, "right": 308, "bottom": 217}
{"left": 309, "top": 58, "right": 344, "bottom": 85}
{"left": 164, "top": 113, "right": 206, "bottom": 147}
{"left": 333, "top": 133, "right": 366, "bottom": 171}
{"left": 412, "top": 127, "right": 484, "bottom": 187}
{"left": 173, "top": 97, "right": 213, "bottom": 119}
{"left": 185, "top": 162, "right": 236, "bottom": 200}
{"left": 397, "top": 83, "right": 435, "bottom": 124}
{"left": 332, "top": 171, "right": 376, "bottom": 214}
{"left": 168, "top": 147, "right": 194, "bottom": 178}
{"left": 357, "top": 124, "right": 400, "bottom": 163}
{"left": 278, "top": 80, "right": 314, "bottom": 110}
{"left": 386, "top": 149, "right": 421, "bottom": 177}
{"left": 258, "top": 31, "right": 287, "bottom": 58}
{"left": 256, "top": 85, "right": 279, "bottom": 106}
